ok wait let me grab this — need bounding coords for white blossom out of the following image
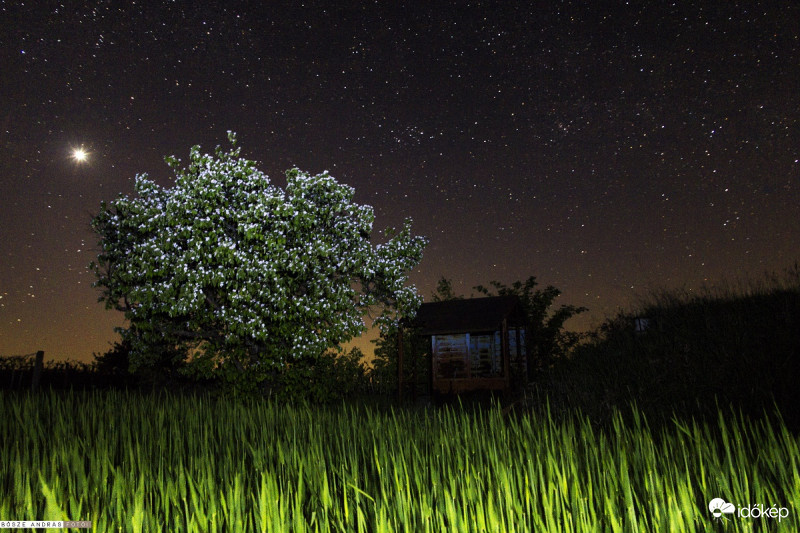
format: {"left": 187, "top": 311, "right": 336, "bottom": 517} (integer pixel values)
{"left": 90, "top": 134, "right": 427, "bottom": 378}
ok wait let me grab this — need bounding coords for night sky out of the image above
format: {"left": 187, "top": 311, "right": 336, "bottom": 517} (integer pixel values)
{"left": 2, "top": 1, "right": 798, "bottom": 363}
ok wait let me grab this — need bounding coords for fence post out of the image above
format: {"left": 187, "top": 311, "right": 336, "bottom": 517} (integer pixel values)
{"left": 31, "top": 351, "right": 44, "bottom": 392}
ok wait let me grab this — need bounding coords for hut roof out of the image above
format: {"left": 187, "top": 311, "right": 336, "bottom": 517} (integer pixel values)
{"left": 410, "top": 295, "right": 525, "bottom": 335}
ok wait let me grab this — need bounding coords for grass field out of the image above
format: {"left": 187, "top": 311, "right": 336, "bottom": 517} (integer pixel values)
{"left": 1, "top": 390, "right": 797, "bottom": 532}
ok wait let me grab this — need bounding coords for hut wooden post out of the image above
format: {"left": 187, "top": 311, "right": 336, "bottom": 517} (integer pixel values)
{"left": 397, "top": 327, "right": 404, "bottom": 402}
{"left": 515, "top": 326, "right": 524, "bottom": 384}
{"left": 31, "top": 350, "right": 44, "bottom": 393}
{"left": 526, "top": 331, "right": 535, "bottom": 382}
{"left": 501, "top": 318, "right": 510, "bottom": 388}
{"left": 410, "top": 341, "right": 417, "bottom": 402}
{"left": 429, "top": 336, "right": 434, "bottom": 398}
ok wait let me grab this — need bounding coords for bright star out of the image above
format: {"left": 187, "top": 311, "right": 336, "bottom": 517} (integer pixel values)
{"left": 71, "top": 148, "right": 88, "bottom": 162}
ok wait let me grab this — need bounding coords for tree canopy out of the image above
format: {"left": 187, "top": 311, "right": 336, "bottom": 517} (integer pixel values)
{"left": 90, "top": 133, "right": 427, "bottom": 385}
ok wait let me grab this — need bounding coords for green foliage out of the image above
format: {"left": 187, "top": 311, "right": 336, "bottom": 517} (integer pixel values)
{"left": 541, "top": 265, "right": 800, "bottom": 427}
{"left": 370, "top": 323, "right": 430, "bottom": 396}
{"left": 0, "top": 353, "right": 37, "bottom": 373}
{"left": 2, "top": 390, "right": 799, "bottom": 531}
{"left": 92, "top": 340, "right": 131, "bottom": 376}
{"left": 430, "top": 275, "right": 463, "bottom": 302}
{"left": 270, "top": 347, "right": 369, "bottom": 403}
{"left": 90, "top": 133, "right": 427, "bottom": 389}
{"left": 92, "top": 338, "right": 185, "bottom": 386}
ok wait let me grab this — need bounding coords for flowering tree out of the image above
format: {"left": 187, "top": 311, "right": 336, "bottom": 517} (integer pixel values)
{"left": 90, "top": 133, "right": 427, "bottom": 387}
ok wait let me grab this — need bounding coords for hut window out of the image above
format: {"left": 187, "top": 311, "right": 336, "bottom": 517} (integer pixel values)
{"left": 470, "top": 334, "right": 502, "bottom": 377}
{"left": 432, "top": 334, "right": 469, "bottom": 379}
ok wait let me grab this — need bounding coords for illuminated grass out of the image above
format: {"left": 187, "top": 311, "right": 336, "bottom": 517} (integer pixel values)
{"left": 1, "top": 390, "right": 798, "bottom": 532}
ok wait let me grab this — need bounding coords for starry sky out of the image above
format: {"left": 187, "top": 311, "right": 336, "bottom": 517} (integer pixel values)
{"left": 2, "top": 1, "right": 798, "bottom": 363}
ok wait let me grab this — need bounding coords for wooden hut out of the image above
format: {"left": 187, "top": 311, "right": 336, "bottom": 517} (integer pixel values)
{"left": 407, "top": 296, "right": 528, "bottom": 394}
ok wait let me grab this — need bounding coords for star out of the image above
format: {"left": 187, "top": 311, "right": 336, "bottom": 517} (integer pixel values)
{"left": 71, "top": 148, "right": 88, "bottom": 163}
